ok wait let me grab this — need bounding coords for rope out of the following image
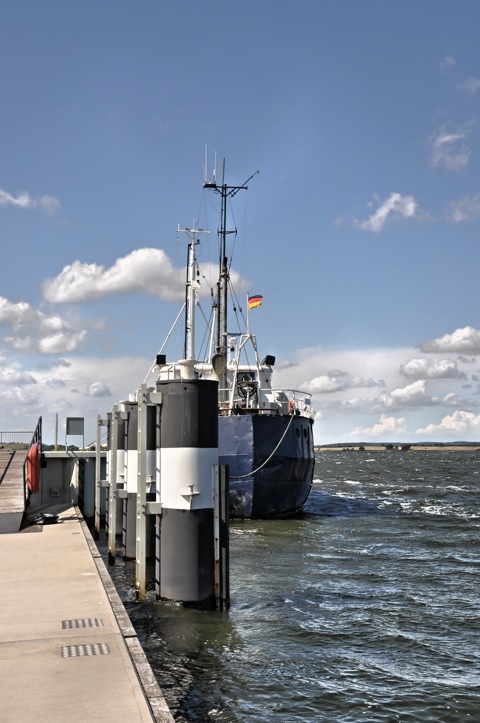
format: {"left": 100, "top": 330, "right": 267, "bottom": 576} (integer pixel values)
{"left": 230, "top": 412, "right": 296, "bottom": 480}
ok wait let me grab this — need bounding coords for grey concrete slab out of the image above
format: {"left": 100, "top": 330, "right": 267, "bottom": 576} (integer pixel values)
{"left": 0, "top": 507, "right": 174, "bottom": 723}
{"left": 0, "top": 450, "right": 25, "bottom": 531}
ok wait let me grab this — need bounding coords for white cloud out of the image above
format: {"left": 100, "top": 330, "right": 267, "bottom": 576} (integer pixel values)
{"left": 429, "top": 125, "right": 471, "bottom": 171}
{"left": 0, "top": 355, "right": 151, "bottom": 443}
{"left": 457, "top": 76, "right": 480, "bottom": 95}
{"left": 38, "top": 331, "right": 88, "bottom": 355}
{"left": 0, "top": 335, "right": 477, "bottom": 445}
{"left": 0, "top": 297, "right": 31, "bottom": 327}
{"left": 400, "top": 357, "right": 466, "bottom": 380}
{"left": 316, "top": 378, "right": 439, "bottom": 420}
{"left": 0, "top": 368, "right": 36, "bottom": 385}
{"left": 382, "top": 380, "right": 435, "bottom": 408}
{"left": 276, "top": 345, "right": 414, "bottom": 406}
{"left": 329, "top": 380, "right": 437, "bottom": 417}
{"left": 419, "top": 326, "right": 480, "bottom": 354}
{"left": 42, "top": 248, "right": 249, "bottom": 304}
{"left": 355, "top": 192, "right": 424, "bottom": 232}
{"left": 0, "top": 386, "right": 39, "bottom": 407}
{"left": 352, "top": 413, "right": 407, "bottom": 438}
{"left": 442, "top": 392, "right": 475, "bottom": 408}
{"left": 440, "top": 55, "right": 456, "bottom": 73}
{"left": 0, "top": 188, "right": 60, "bottom": 215}
{"left": 417, "top": 410, "right": 480, "bottom": 436}
{"left": 86, "top": 382, "right": 112, "bottom": 398}
{"left": 46, "top": 378, "right": 68, "bottom": 389}
{"left": 447, "top": 193, "right": 480, "bottom": 222}
{"left": 0, "top": 295, "right": 91, "bottom": 355}
{"left": 37, "top": 195, "right": 61, "bottom": 216}
{"left": 304, "top": 369, "right": 383, "bottom": 394}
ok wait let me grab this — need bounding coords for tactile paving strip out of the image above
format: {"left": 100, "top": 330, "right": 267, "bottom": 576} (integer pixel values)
{"left": 62, "top": 618, "right": 104, "bottom": 629}
{"left": 62, "top": 643, "right": 110, "bottom": 658}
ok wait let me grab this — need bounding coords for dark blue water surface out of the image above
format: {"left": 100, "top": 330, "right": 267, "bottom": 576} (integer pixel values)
{"left": 108, "top": 451, "right": 480, "bottom": 722}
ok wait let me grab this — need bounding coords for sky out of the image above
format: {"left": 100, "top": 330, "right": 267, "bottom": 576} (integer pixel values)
{"left": 2, "top": 0, "right": 480, "bottom": 445}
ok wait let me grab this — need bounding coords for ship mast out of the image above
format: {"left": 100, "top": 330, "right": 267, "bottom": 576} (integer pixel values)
{"left": 204, "top": 160, "right": 258, "bottom": 400}
{"left": 177, "top": 224, "right": 208, "bottom": 360}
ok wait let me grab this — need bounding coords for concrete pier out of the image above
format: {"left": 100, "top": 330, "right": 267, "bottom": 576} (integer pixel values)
{"left": 0, "top": 449, "right": 26, "bottom": 533}
{"left": 0, "top": 505, "right": 173, "bottom": 723}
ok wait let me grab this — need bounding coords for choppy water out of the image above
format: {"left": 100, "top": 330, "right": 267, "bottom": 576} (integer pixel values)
{"left": 105, "top": 451, "right": 480, "bottom": 722}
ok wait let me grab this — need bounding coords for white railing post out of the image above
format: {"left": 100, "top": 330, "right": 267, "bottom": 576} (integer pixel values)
{"left": 107, "top": 404, "right": 118, "bottom": 565}
{"left": 135, "top": 386, "right": 148, "bottom": 599}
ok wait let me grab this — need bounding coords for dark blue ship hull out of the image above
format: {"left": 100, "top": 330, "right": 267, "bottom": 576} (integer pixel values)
{"left": 218, "top": 413, "right": 315, "bottom": 518}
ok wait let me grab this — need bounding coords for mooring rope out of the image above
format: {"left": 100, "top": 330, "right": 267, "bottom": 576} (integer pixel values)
{"left": 229, "top": 412, "right": 296, "bottom": 480}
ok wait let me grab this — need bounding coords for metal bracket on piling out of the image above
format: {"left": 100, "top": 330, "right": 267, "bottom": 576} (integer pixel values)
{"left": 107, "top": 405, "right": 129, "bottom": 565}
{"left": 181, "top": 484, "right": 200, "bottom": 509}
{"left": 94, "top": 415, "right": 109, "bottom": 539}
{"left": 136, "top": 384, "right": 163, "bottom": 600}
{"left": 146, "top": 501, "right": 163, "bottom": 515}
{"left": 214, "top": 464, "right": 230, "bottom": 610}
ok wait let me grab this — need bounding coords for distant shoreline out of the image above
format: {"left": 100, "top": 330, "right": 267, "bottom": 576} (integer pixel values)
{"left": 316, "top": 444, "right": 480, "bottom": 452}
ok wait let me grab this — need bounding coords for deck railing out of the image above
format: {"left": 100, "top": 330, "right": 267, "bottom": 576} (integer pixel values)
{"left": 0, "top": 431, "right": 34, "bottom": 446}
{"left": 23, "top": 417, "right": 42, "bottom": 506}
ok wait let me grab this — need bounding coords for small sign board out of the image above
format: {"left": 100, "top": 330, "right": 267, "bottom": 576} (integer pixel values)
{"left": 66, "top": 417, "right": 84, "bottom": 436}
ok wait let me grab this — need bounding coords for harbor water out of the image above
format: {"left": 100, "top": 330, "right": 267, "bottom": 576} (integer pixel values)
{"left": 105, "top": 450, "right": 480, "bottom": 721}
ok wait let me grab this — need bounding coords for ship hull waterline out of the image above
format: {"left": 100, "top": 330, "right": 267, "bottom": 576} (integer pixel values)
{"left": 218, "top": 413, "right": 315, "bottom": 519}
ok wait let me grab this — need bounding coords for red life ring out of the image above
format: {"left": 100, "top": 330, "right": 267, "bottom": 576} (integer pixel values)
{"left": 27, "top": 443, "right": 40, "bottom": 493}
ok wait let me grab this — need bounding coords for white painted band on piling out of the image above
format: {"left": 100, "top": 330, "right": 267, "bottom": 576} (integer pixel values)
{"left": 123, "top": 449, "right": 156, "bottom": 493}
{"left": 159, "top": 447, "right": 217, "bottom": 510}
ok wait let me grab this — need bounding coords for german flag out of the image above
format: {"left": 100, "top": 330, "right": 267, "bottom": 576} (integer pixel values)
{"left": 248, "top": 294, "right": 263, "bottom": 311}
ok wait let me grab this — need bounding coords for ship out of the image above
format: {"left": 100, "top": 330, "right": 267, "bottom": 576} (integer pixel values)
{"left": 154, "top": 161, "right": 315, "bottom": 518}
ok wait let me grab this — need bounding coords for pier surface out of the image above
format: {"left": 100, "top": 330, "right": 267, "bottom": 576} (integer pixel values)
{"left": 0, "top": 449, "right": 26, "bottom": 533}
{"left": 0, "top": 505, "right": 173, "bottom": 722}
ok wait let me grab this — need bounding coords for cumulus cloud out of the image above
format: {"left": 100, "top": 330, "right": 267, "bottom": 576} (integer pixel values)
{"left": 419, "top": 326, "right": 480, "bottom": 355}
{"left": 0, "top": 386, "right": 39, "bottom": 406}
{"left": 42, "top": 356, "right": 149, "bottom": 437}
{"left": 46, "top": 378, "right": 68, "bottom": 389}
{"left": 429, "top": 125, "right": 471, "bottom": 171}
{"left": 0, "top": 188, "right": 60, "bottom": 216}
{"left": 0, "top": 297, "right": 31, "bottom": 327}
{"left": 457, "top": 76, "right": 480, "bottom": 95}
{"left": 42, "top": 248, "right": 249, "bottom": 304}
{"left": 352, "top": 414, "right": 407, "bottom": 437}
{"left": 38, "top": 331, "right": 87, "bottom": 354}
{"left": 304, "top": 369, "right": 384, "bottom": 394}
{"left": 447, "top": 193, "right": 480, "bottom": 223}
{"left": 417, "top": 410, "right": 480, "bottom": 436}
{"left": 326, "top": 380, "right": 437, "bottom": 416}
{"left": 0, "top": 295, "right": 89, "bottom": 355}
{"left": 86, "top": 382, "right": 112, "bottom": 397}
{"left": 382, "top": 380, "right": 435, "bottom": 408}
{"left": 0, "top": 354, "right": 153, "bottom": 443}
{"left": 0, "top": 368, "right": 36, "bottom": 385}
{"left": 355, "top": 192, "right": 424, "bottom": 232}
{"left": 442, "top": 392, "right": 475, "bottom": 408}
{"left": 400, "top": 358, "right": 466, "bottom": 380}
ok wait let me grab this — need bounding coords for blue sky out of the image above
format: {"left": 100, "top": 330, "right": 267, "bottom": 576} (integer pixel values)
{"left": 2, "top": 1, "right": 480, "bottom": 445}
